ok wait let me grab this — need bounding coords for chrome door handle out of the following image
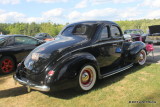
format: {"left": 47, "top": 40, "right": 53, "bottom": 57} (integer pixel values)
{"left": 112, "top": 44, "right": 118, "bottom": 46}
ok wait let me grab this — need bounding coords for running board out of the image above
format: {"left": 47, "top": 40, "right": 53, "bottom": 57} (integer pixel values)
{"left": 102, "top": 63, "right": 133, "bottom": 78}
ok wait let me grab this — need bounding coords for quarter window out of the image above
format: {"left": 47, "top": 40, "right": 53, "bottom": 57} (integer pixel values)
{"left": 15, "top": 37, "right": 38, "bottom": 45}
{"left": 0, "top": 38, "right": 5, "bottom": 46}
{"left": 100, "top": 26, "right": 109, "bottom": 40}
{"left": 111, "top": 26, "right": 121, "bottom": 37}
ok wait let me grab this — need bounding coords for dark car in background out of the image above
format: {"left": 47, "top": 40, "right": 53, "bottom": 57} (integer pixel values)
{"left": 14, "top": 21, "right": 146, "bottom": 92}
{"left": 34, "top": 33, "right": 54, "bottom": 41}
{"left": 124, "top": 29, "right": 147, "bottom": 42}
{"left": 0, "top": 35, "right": 44, "bottom": 74}
{"left": 146, "top": 25, "right": 160, "bottom": 44}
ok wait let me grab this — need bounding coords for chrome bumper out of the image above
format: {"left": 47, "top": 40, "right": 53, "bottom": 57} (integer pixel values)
{"left": 13, "top": 74, "right": 50, "bottom": 92}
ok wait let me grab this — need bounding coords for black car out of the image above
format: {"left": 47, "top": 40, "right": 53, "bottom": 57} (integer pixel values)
{"left": 34, "top": 33, "right": 54, "bottom": 41}
{"left": 14, "top": 21, "right": 146, "bottom": 92}
{"left": 0, "top": 35, "right": 44, "bottom": 74}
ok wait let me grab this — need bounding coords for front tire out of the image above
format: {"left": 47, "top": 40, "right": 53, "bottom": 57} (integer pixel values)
{"left": 78, "top": 65, "right": 97, "bottom": 91}
{"left": 137, "top": 49, "right": 147, "bottom": 65}
{"left": 0, "top": 56, "right": 15, "bottom": 74}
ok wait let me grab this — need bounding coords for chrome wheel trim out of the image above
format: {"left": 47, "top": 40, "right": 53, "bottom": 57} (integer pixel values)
{"left": 138, "top": 50, "right": 146, "bottom": 65}
{"left": 79, "top": 65, "right": 96, "bottom": 91}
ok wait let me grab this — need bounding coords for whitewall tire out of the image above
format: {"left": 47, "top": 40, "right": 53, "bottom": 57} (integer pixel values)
{"left": 137, "top": 49, "right": 147, "bottom": 65}
{"left": 78, "top": 65, "right": 97, "bottom": 91}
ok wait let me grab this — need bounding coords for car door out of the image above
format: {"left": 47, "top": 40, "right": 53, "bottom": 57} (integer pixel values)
{"left": 93, "top": 25, "right": 124, "bottom": 74}
{"left": 13, "top": 36, "right": 39, "bottom": 62}
{"left": 110, "top": 25, "right": 124, "bottom": 66}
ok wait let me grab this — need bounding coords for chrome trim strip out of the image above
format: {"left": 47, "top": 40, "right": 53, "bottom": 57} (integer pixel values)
{"left": 92, "top": 40, "right": 124, "bottom": 47}
{"left": 13, "top": 74, "right": 50, "bottom": 92}
{"left": 102, "top": 63, "right": 133, "bottom": 78}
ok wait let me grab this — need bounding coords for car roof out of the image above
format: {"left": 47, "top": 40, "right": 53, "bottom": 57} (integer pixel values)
{"left": 124, "top": 29, "right": 143, "bottom": 31}
{"left": 0, "top": 34, "right": 25, "bottom": 37}
{"left": 0, "top": 34, "right": 30, "bottom": 38}
{"left": 0, "top": 34, "right": 40, "bottom": 41}
{"left": 67, "top": 20, "right": 118, "bottom": 26}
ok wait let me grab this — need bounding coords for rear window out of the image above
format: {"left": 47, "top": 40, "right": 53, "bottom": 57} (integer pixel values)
{"left": 61, "top": 26, "right": 74, "bottom": 36}
{"left": 61, "top": 24, "right": 91, "bottom": 36}
{"left": 72, "top": 25, "right": 88, "bottom": 35}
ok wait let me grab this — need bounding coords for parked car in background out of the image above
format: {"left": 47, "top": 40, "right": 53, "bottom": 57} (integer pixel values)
{"left": 124, "top": 29, "right": 147, "bottom": 42}
{"left": 34, "top": 33, "right": 54, "bottom": 41}
{"left": 14, "top": 21, "right": 146, "bottom": 92}
{"left": 146, "top": 25, "right": 160, "bottom": 44}
{"left": 0, "top": 35, "right": 44, "bottom": 74}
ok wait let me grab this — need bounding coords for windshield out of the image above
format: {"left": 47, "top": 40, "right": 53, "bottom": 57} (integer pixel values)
{"left": 35, "top": 33, "right": 43, "bottom": 37}
{"left": 124, "top": 30, "right": 142, "bottom": 34}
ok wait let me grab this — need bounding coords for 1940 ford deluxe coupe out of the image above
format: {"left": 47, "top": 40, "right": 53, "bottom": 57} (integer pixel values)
{"left": 14, "top": 21, "right": 146, "bottom": 92}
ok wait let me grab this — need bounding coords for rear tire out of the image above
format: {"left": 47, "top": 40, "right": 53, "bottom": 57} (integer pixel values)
{"left": 77, "top": 64, "right": 97, "bottom": 91}
{"left": 137, "top": 49, "right": 146, "bottom": 65}
{"left": 0, "top": 56, "right": 15, "bottom": 74}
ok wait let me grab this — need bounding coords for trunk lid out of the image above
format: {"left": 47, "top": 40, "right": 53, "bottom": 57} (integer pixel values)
{"left": 23, "top": 35, "right": 87, "bottom": 74}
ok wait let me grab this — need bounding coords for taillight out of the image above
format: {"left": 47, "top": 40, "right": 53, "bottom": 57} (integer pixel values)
{"left": 48, "top": 70, "right": 55, "bottom": 76}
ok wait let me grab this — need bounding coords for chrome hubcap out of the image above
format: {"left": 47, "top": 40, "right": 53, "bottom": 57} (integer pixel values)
{"left": 82, "top": 72, "right": 89, "bottom": 83}
{"left": 139, "top": 54, "right": 144, "bottom": 60}
{"left": 138, "top": 50, "right": 146, "bottom": 65}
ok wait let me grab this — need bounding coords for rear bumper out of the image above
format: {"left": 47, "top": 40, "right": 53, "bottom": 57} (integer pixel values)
{"left": 13, "top": 74, "right": 50, "bottom": 92}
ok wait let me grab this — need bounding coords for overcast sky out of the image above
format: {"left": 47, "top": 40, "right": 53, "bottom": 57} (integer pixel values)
{"left": 0, "top": 0, "right": 160, "bottom": 24}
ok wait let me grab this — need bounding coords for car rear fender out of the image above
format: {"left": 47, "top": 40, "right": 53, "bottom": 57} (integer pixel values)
{"left": 55, "top": 52, "right": 100, "bottom": 79}
{"left": 49, "top": 52, "right": 100, "bottom": 90}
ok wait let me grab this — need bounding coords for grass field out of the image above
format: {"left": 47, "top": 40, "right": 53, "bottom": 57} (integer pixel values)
{"left": 0, "top": 63, "right": 159, "bottom": 107}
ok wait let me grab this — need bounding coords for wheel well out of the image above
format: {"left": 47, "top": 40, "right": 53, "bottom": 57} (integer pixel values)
{"left": 71, "top": 60, "right": 99, "bottom": 79}
{"left": 1, "top": 54, "right": 17, "bottom": 65}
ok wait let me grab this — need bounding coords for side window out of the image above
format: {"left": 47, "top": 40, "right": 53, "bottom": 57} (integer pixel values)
{"left": 100, "top": 26, "right": 109, "bottom": 40}
{"left": 111, "top": 26, "right": 121, "bottom": 37}
{"left": 14, "top": 37, "right": 38, "bottom": 45}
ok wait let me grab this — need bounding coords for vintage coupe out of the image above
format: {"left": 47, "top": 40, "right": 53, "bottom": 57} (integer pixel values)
{"left": 124, "top": 29, "right": 147, "bottom": 42}
{"left": 14, "top": 21, "right": 146, "bottom": 92}
{"left": 0, "top": 35, "right": 44, "bottom": 74}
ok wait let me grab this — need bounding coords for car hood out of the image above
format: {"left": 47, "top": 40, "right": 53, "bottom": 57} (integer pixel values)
{"left": 23, "top": 35, "right": 87, "bottom": 73}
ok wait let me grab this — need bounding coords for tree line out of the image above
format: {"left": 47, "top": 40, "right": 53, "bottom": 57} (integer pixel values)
{"left": 0, "top": 19, "right": 160, "bottom": 36}
{"left": 0, "top": 22, "right": 64, "bottom": 37}
{"left": 116, "top": 19, "right": 160, "bottom": 33}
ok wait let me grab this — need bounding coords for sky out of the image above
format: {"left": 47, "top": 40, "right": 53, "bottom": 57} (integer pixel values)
{"left": 0, "top": 0, "right": 160, "bottom": 24}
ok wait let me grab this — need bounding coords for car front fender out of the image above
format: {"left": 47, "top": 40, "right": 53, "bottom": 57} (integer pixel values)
{"left": 129, "top": 41, "right": 146, "bottom": 55}
{"left": 122, "top": 41, "right": 146, "bottom": 63}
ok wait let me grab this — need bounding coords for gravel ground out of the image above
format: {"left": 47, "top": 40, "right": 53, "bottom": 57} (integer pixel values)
{"left": 146, "top": 45, "right": 160, "bottom": 63}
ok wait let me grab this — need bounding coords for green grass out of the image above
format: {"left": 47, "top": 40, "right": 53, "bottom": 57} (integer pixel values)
{"left": 0, "top": 63, "right": 159, "bottom": 107}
